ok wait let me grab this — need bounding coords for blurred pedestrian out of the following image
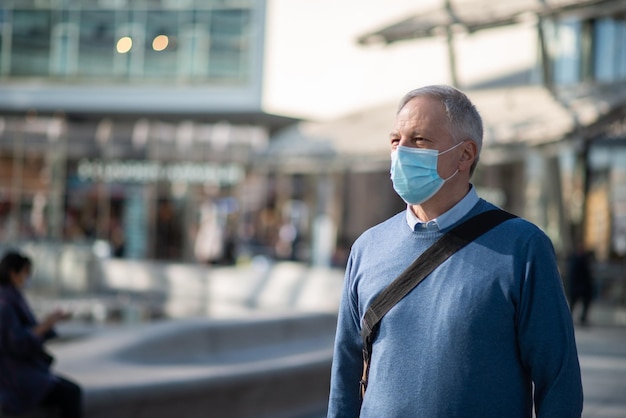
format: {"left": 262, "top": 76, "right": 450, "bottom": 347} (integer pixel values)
{"left": 567, "top": 242, "right": 595, "bottom": 325}
{"left": 327, "top": 85, "right": 583, "bottom": 417}
{"left": 0, "top": 250, "right": 82, "bottom": 417}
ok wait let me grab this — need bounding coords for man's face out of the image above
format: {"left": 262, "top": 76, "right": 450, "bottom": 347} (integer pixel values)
{"left": 390, "top": 95, "right": 460, "bottom": 179}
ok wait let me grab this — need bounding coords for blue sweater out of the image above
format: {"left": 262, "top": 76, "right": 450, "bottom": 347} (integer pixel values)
{"left": 328, "top": 199, "right": 583, "bottom": 417}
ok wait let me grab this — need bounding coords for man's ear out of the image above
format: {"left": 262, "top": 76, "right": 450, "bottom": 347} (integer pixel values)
{"left": 459, "top": 140, "right": 478, "bottom": 171}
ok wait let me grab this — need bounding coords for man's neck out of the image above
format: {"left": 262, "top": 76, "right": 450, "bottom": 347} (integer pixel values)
{"left": 410, "top": 183, "right": 471, "bottom": 222}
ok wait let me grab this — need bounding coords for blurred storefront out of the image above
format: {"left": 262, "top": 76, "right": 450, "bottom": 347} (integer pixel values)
{"left": 0, "top": 114, "right": 298, "bottom": 262}
{"left": 0, "top": 0, "right": 305, "bottom": 265}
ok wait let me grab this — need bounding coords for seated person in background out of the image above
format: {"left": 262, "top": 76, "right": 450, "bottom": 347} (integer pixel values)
{"left": 0, "top": 250, "right": 82, "bottom": 417}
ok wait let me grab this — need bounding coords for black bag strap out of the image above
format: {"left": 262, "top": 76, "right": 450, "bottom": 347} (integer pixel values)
{"left": 359, "top": 209, "right": 516, "bottom": 397}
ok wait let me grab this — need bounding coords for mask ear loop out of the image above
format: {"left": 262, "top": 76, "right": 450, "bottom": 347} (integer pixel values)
{"left": 439, "top": 142, "right": 464, "bottom": 182}
{"left": 437, "top": 141, "right": 465, "bottom": 156}
{"left": 443, "top": 169, "right": 459, "bottom": 182}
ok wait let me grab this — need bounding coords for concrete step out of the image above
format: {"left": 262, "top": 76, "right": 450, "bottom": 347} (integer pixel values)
{"left": 48, "top": 313, "right": 337, "bottom": 418}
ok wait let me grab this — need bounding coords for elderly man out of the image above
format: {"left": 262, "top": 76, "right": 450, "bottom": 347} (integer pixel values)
{"left": 327, "top": 85, "right": 583, "bottom": 417}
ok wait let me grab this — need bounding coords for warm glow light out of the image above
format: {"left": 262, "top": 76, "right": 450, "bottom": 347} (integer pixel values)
{"left": 116, "top": 36, "right": 133, "bottom": 53}
{"left": 152, "top": 35, "right": 169, "bottom": 51}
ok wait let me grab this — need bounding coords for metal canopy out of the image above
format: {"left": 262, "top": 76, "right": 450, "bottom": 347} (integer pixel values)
{"left": 357, "top": 0, "right": 626, "bottom": 45}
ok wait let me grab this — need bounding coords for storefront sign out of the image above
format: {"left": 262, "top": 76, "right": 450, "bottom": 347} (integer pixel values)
{"left": 77, "top": 159, "right": 244, "bottom": 186}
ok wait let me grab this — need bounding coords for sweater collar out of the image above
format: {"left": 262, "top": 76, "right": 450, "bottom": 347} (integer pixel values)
{"left": 406, "top": 185, "right": 479, "bottom": 232}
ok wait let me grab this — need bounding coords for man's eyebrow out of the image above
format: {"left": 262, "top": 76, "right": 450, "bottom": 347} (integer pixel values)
{"left": 390, "top": 130, "right": 429, "bottom": 138}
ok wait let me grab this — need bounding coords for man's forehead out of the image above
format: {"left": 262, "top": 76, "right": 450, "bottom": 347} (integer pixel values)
{"left": 399, "top": 95, "right": 445, "bottom": 112}
{"left": 394, "top": 100, "right": 447, "bottom": 126}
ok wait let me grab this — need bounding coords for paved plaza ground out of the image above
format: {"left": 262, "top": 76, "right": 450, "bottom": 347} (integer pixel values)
{"left": 577, "top": 323, "right": 626, "bottom": 418}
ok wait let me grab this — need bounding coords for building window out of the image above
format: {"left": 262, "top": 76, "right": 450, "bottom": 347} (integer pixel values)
{"left": 51, "top": 23, "right": 79, "bottom": 77}
{"left": 78, "top": 9, "right": 118, "bottom": 78}
{"left": 208, "top": 9, "right": 250, "bottom": 81}
{"left": 544, "top": 14, "right": 626, "bottom": 86}
{"left": 11, "top": 10, "right": 52, "bottom": 76}
{"left": 0, "top": 8, "right": 11, "bottom": 76}
{"left": 544, "top": 17, "right": 582, "bottom": 86}
{"left": 143, "top": 10, "right": 179, "bottom": 78}
{"left": 593, "top": 16, "right": 626, "bottom": 83}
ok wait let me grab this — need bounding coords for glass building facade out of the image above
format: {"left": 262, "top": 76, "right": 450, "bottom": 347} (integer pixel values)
{"left": 0, "top": 0, "right": 252, "bottom": 84}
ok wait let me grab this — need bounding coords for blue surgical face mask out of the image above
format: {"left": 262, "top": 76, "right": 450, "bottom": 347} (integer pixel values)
{"left": 390, "top": 143, "right": 462, "bottom": 205}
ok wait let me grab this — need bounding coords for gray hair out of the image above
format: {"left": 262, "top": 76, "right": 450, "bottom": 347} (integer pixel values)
{"left": 398, "top": 85, "right": 483, "bottom": 175}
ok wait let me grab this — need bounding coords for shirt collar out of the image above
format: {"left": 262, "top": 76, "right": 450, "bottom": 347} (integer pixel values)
{"left": 406, "top": 185, "right": 479, "bottom": 232}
